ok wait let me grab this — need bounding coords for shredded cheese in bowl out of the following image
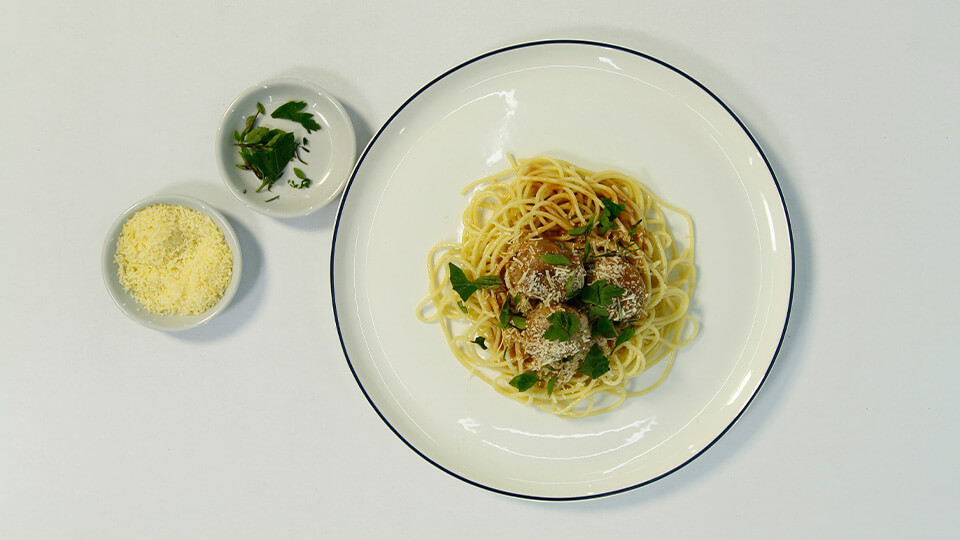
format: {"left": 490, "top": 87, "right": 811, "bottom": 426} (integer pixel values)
{"left": 103, "top": 195, "right": 242, "bottom": 331}
{"left": 115, "top": 203, "right": 233, "bottom": 315}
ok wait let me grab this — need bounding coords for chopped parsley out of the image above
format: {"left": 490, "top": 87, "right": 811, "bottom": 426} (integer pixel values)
{"left": 270, "top": 100, "right": 322, "bottom": 132}
{"left": 591, "top": 316, "right": 616, "bottom": 339}
{"left": 614, "top": 325, "right": 636, "bottom": 348}
{"left": 497, "top": 300, "right": 526, "bottom": 329}
{"left": 564, "top": 274, "right": 580, "bottom": 299}
{"left": 234, "top": 100, "right": 318, "bottom": 194}
{"left": 539, "top": 253, "right": 573, "bottom": 265}
{"left": 542, "top": 312, "right": 579, "bottom": 342}
{"left": 509, "top": 371, "right": 539, "bottom": 392}
{"left": 596, "top": 197, "right": 626, "bottom": 234}
{"left": 578, "top": 279, "right": 625, "bottom": 307}
{"left": 567, "top": 214, "right": 596, "bottom": 236}
{"left": 577, "top": 344, "right": 610, "bottom": 379}
{"left": 448, "top": 263, "right": 502, "bottom": 302}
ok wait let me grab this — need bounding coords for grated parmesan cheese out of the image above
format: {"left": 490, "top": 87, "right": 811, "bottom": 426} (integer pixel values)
{"left": 115, "top": 203, "right": 233, "bottom": 315}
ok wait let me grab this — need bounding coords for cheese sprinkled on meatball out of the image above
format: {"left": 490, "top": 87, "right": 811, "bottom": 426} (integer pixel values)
{"left": 587, "top": 255, "right": 646, "bottom": 321}
{"left": 519, "top": 303, "right": 591, "bottom": 367}
{"left": 506, "top": 238, "right": 585, "bottom": 305}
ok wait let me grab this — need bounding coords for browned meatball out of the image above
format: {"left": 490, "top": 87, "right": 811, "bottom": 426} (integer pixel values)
{"left": 506, "top": 238, "right": 584, "bottom": 304}
{"left": 520, "top": 303, "right": 591, "bottom": 367}
{"left": 587, "top": 255, "right": 646, "bottom": 321}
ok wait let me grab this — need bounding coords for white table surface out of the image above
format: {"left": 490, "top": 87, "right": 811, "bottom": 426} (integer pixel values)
{"left": 2, "top": 1, "right": 957, "bottom": 538}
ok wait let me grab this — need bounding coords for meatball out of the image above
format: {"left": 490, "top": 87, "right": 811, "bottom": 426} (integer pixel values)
{"left": 587, "top": 255, "right": 646, "bottom": 321}
{"left": 506, "top": 238, "right": 585, "bottom": 304}
{"left": 520, "top": 303, "right": 591, "bottom": 367}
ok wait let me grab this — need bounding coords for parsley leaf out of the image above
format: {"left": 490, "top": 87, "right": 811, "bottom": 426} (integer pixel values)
{"left": 591, "top": 316, "right": 616, "bottom": 339}
{"left": 448, "top": 263, "right": 502, "bottom": 301}
{"left": 496, "top": 300, "right": 525, "bottom": 329}
{"left": 578, "top": 279, "right": 626, "bottom": 307}
{"left": 270, "top": 100, "right": 323, "bottom": 133}
{"left": 288, "top": 168, "right": 312, "bottom": 188}
{"left": 509, "top": 372, "right": 539, "bottom": 392}
{"left": 614, "top": 326, "right": 636, "bottom": 348}
{"left": 470, "top": 336, "right": 487, "bottom": 350}
{"left": 543, "top": 312, "right": 579, "bottom": 342}
{"left": 497, "top": 301, "right": 510, "bottom": 328}
{"left": 564, "top": 274, "right": 580, "bottom": 299}
{"left": 243, "top": 126, "right": 271, "bottom": 145}
{"left": 596, "top": 198, "right": 626, "bottom": 234}
{"left": 539, "top": 253, "right": 573, "bottom": 265}
{"left": 578, "top": 344, "right": 610, "bottom": 379}
{"left": 587, "top": 305, "right": 610, "bottom": 318}
{"left": 236, "top": 128, "right": 299, "bottom": 192}
{"left": 568, "top": 214, "right": 596, "bottom": 236}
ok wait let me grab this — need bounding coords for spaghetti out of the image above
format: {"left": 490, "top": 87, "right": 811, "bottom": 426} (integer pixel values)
{"left": 417, "top": 155, "right": 697, "bottom": 417}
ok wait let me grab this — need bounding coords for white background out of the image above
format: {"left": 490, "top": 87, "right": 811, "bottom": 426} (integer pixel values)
{"left": 1, "top": 1, "right": 957, "bottom": 538}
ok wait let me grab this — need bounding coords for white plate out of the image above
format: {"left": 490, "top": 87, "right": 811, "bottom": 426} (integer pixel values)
{"left": 331, "top": 40, "right": 793, "bottom": 500}
{"left": 103, "top": 194, "right": 242, "bottom": 332}
{"left": 216, "top": 78, "right": 356, "bottom": 218}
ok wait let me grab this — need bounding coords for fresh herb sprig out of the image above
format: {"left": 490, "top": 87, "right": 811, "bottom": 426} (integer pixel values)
{"left": 566, "top": 198, "right": 625, "bottom": 236}
{"left": 448, "top": 263, "right": 502, "bottom": 302}
{"left": 271, "top": 100, "right": 322, "bottom": 132}
{"left": 233, "top": 100, "right": 320, "bottom": 195}
{"left": 542, "top": 312, "right": 579, "bottom": 342}
{"left": 578, "top": 344, "right": 610, "bottom": 378}
{"left": 497, "top": 299, "right": 526, "bottom": 330}
{"left": 509, "top": 371, "right": 540, "bottom": 392}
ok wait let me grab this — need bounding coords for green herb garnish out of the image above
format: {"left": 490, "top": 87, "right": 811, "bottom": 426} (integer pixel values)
{"left": 270, "top": 100, "right": 322, "bottom": 133}
{"left": 596, "top": 198, "right": 626, "bottom": 234}
{"left": 614, "top": 325, "right": 636, "bottom": 348}
{"left": 586, "top": 305, "right": 610, "bottom": 318}
{"left": 234, "top": 100, "right": 319, "bottom": 193}
{"left": 448, "top": 263, "right": 502, "bottom": 302}
{"left": 496, "top": 300, "right": 525, "bottom": 329}
{"left": 568, "top": 214, "right": 596, "bottom": 236}
{"left": 497, "top": 301, "right": 510, "bottom": 328}
{"left": 578, "top": 279, "right": 625, "bottom": 307}
{"left": 564, "top": 274, "right": 580, "bottom": 299}
{"left": 264, "top": 195, "right": 279, "bottom": 202}
{"left": 288, "top": 168, "right": 312, "bottom": 188}
{"left": 591, "top": 316, "right": 616, "bottom": 339}
{"left": 542, "top": 312, "right": 579, "bottom": 342}
{"left": 546, "top": 376, "right": 557, "bottom": 396}
{"left": 470, "top": 336, "right": 487, "bottom": 350}
{"left": 509, "top": 371, "right": 540, "bottom": 392}
{"left": 577, "top": 344, "right": 610, "bottom": 379}
{"left": 539, "top": 253, "right": 573, "bottom": 265}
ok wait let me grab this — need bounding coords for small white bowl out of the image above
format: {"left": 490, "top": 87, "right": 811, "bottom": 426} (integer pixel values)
{"left": 102, "top": 195, "right": 243, "bottom": 332}
{"left": 216, "top": 78, "right": 357, "bottom": 218}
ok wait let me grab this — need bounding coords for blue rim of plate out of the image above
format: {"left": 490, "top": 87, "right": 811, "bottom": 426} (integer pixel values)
{"left": 330, "top": 39, "right": 795, "bottom": 501}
